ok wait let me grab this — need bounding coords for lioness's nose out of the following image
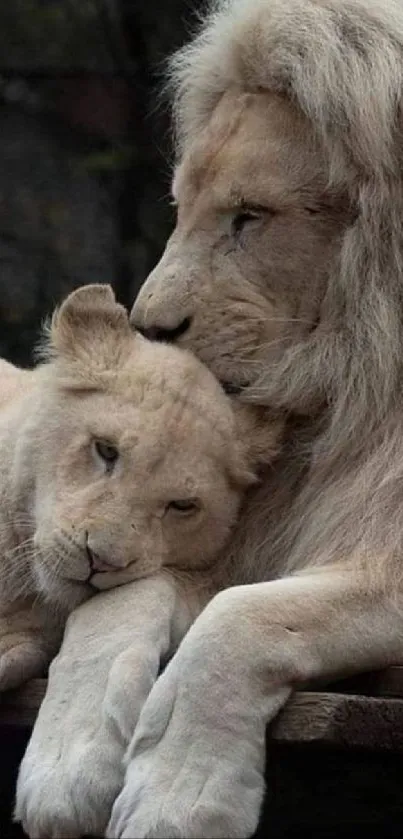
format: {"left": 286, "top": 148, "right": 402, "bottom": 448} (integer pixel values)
{"left": 86, "top": 545, "right": 117, "bottom": 574}
{"left": 134, "top": 316, "right": 192, "bottom": 344}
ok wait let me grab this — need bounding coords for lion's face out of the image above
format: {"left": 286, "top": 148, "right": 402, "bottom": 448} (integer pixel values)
{"left": 131, "top": 91, "right": 350, "bottom": 396}
{"left": 29, "top": 285, "right": 278, "bottom": 612}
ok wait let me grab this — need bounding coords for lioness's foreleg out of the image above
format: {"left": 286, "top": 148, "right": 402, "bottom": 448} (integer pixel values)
{"left": 0, "top": 600, "right": 62, "bottom": 691}
{"left": 15, "top": 573, "right": 211, "bottom": 839}
{"left": 108, "top": 563, "right": 403, "bottom": 839}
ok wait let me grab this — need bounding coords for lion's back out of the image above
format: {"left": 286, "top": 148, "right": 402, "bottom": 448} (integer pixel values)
{"left": 0, "top": 359, "right": 34, "bottom": 412}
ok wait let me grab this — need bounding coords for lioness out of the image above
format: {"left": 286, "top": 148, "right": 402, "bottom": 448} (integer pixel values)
{"left": 16, "top": 0, "right": 403, "bottom": 837}
{"left": 0, "top": 282, "right": 281, "bottom": 693}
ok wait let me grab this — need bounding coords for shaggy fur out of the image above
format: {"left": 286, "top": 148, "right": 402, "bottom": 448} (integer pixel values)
{"left": 166, "top": 0, "right": 403, "bottom": 583}
{"left": 0, "top": 282, "right": 280, "bottom": 694}
{"left": 16, "top": 3, "right": 403, "bottom": 838}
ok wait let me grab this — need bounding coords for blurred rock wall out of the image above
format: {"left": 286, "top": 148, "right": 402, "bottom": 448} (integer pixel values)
{"left": 0, "top": 0, "right": 201, "bottom": 365}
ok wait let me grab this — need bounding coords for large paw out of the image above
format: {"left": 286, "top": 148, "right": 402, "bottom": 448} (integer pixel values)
{"left": 107, "top": 645, "right": 265, "bottom": 838}
{"left": 0, "top": 632, "right": 48, "bottom": 691}
{"left": 15, "top": 722, "right": 124, "bottom": 838}
{"left": 108, "top": 747, "right": 263, "bottom": 838}
{"left": 14, "top": 636, "right": 161, "bottom": 838}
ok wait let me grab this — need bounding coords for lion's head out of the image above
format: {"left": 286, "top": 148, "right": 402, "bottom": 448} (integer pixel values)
{"left": 19, "top": 285, "right": 281, "bottom": 611}
{"left": 131, "top": 0, "right": 403, "bottom": 443}
{"left": 132, "top": 88, "right": 350, "bottom": 401}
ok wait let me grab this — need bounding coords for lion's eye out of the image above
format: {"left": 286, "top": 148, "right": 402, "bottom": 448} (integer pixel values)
{"left": 166, "top": 499, "right": 199, "bottom": 515}
{"left": 232, "top": 206, "right": 266, "bottom": 237}
{"left": 94, "top": 440, "right": 119, "bottom": 470}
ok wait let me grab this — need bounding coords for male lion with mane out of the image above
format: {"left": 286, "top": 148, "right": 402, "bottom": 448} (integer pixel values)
{"left": 15, "top": 0, "right": 403, "bottom": 837}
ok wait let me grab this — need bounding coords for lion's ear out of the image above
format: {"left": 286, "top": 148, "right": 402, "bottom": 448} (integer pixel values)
{"left": 49, "top": 284, "right": 132, "bottom": 369}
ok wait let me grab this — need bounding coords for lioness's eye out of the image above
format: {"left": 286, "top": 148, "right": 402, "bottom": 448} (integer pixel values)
{"left": 94, "top": 440, "right": 119, "bottom": 470}
{"left": 166, "top": 499, "right": 199, "bottom": 515}
{"left": 232, "top": 205, "right": 267, "bottom": 237}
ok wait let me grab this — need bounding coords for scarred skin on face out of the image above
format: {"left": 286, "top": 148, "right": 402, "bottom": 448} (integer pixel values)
{"left": 132, "top": 89, "right": 350, "bottom": 394}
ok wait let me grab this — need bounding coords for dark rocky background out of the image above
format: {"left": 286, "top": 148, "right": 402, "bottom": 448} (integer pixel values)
{"left": 0, "top": 0, "right": 201, "bottom": 365}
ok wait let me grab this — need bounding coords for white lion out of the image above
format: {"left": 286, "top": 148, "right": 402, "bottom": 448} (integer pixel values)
{"left": 9, "top": 283, "right": 281, "bottom": 839}
{"left": 1, "top": 282, "right": 281, "bottom": 693}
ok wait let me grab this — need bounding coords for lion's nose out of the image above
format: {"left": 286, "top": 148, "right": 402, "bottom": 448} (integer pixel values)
{"left": 133, "top": 316, "right": 192, "bottom": 344}
{"left": 86, "top": 544, "right": 117, "bottom": 574}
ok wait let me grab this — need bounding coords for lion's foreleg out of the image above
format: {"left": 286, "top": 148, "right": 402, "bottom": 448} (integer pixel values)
{"left": 15, "top": 572, "right": 210, "bottom": 839}
{"left": 107, "top": 561, "right": 403, "bottom": 839}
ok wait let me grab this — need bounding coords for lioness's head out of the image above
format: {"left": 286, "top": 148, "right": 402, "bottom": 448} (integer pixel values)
{"left": 26, "top": 285, "right": 281, "bottom": 610}
{"left": 131, "top": 0, "right": 403, "bottom": 428}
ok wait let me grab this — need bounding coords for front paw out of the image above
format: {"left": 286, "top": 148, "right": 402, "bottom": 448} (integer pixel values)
{"left": 15, "top": 723, "right": 124, "bottom": 838}
{"left": 108, "top": 752, "right": 263, "bottom": 839}
{"left": 0, "top": 632, "right": 48, "bottom": 691}
{"left": 107, "top": 668, "right": 265, "bottom": 839}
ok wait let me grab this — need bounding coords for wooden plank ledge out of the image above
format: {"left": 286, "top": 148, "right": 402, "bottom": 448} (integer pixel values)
{"left": 272, "top": 691, "right": 403, "bottom": 751}
{"left": 1, "top": 667, "right": 403, "bottom": 751}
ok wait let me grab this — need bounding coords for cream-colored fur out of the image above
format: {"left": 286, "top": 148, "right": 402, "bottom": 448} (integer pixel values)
{"left": 15, "top": 284, "right": 282, "bottom": 839}
{"left": 17, "top": 1, "right": 403, "bottom": 837}
{"left": 16, "top": 575, "right": 204, "bottom": 839}
{"left": 1, "top": 282, "right": 281, "bottom": 694}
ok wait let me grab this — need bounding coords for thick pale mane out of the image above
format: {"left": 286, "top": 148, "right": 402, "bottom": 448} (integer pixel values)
{"left": 169, "top": 0, "right": 403, "bottom": 440}
{"left": 169, "top": 0, "right": 403, "bottom": 424}
{"left": 169, "top": 0, "right": 403, "bottom": 173}
{"left": 169, "top": 0, "right": 403, "bottom": 587}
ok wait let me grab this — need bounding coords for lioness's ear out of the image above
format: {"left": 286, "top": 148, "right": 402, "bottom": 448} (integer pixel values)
{"left": 49, "top": 284, "right": 132, "bottom": 369}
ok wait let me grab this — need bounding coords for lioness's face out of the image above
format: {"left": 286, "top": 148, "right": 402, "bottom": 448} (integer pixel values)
{"left": 31, "top": 328, "right": 261, "bottom": 611}
{"left": 131, "top": 91, "right": 349, "bottom": 395}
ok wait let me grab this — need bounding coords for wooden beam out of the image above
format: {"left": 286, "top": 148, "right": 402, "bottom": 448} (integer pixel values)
{"left": 2, "top": 669, "right": 403, "bottom": 751}
{"left": 272, "top": 691, "right": 403, "bottom": 751}
{"left": 0, "top": 680, "right": 46, "bottom": 727}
